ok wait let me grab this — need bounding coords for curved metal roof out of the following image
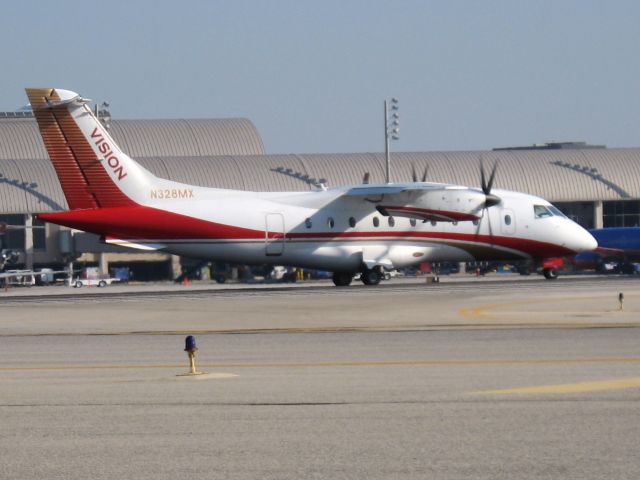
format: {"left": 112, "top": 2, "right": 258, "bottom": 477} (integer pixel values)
{"left": 0, "top": 117, "right": 265, "bottom": 160}
{"left": 2, "top": 148, "right": 640, "bottom": 213}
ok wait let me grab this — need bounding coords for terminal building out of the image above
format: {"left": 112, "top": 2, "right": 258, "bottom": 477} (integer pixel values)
{"left": 1, "top": 109, "right": 640, "bottom": 278}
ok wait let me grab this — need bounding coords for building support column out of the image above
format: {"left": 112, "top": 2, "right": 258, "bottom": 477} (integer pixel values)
{"left": 170, "top": 255, "right": 182, "bottom": 280}
{"left": 24, "top": 214, "right": 34, "bottom": 270}
{"left": 593, "top": 201, "right": 603, "bottom": 229}
{"left": 98, "top": 253, "right": 109, "bottom": 276}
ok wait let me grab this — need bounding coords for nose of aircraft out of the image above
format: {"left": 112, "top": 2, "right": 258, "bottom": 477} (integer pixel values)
{"left": 567, "top": 223, "right": 598, "bottom": 253}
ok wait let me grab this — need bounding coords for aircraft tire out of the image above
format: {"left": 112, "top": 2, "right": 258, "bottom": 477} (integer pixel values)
{"left": 517, "top": 266, "right": 531, "bottom": 275}
{"left": 543, "top": 268, "right": 559, "bottom": 280}
{"left": 361, "top": 269, "right": 381, "bottom": 286}
{"left": 332, "top": 272, "right": 353, "bottom": 287}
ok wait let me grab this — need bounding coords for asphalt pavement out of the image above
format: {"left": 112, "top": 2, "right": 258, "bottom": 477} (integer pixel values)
{"left": 1, "top": 276, "right": 639, "bottom": 479}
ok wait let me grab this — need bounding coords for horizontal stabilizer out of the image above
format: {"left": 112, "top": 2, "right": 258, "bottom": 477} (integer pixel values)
{"left": 104, "top": 238, "right": 166, "bottom": 251}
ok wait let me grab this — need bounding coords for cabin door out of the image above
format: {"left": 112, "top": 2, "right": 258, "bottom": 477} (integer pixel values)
{"left": 265, "top": 213, "right": 285, "bottom": 256}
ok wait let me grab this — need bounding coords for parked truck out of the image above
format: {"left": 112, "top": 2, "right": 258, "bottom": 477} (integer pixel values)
{"left": 68, "top": 267, "right": 119, "bottom": 288}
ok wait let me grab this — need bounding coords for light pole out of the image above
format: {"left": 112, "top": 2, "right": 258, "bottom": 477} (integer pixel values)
{"left": 384, "top": 98, "right": 399, "bottom": 183}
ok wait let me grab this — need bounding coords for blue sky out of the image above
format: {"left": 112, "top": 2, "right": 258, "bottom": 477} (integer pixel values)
{"left": 2, "top": 0, "right": 639, "bottom": 154}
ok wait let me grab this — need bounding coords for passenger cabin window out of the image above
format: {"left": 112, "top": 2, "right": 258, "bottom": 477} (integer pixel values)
{"left": 327, "top": 217, "right": 335, "bottom": 229}
{"left": 430, "top": 220, "right": 437, "bottom": 226}
{"left": 373, "top": 217, "right": 380, "bottom": 227}
{"left": 348, "top": 217, "right": 356, "bottom": 228}
{"left": 305, "top": 218, "right": 312, "bottom": 228}
{"left": 410, "top": 218, "right": 417, "bottom": 227}
{"left": 388, "top": 216, "right": 395, "bottom": 227}
{"left": 504, "top": 214, "right": 512, "bottom": 226}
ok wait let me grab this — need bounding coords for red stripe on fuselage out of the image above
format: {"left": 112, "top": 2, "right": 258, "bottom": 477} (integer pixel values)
{"left": 37, "top": 205, "right": 575, "bottom": 259}
{"left": 37, "top": 206, "right": 266, "bottom": 240}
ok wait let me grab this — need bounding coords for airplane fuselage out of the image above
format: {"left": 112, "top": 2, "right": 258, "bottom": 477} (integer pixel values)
{"left": 41, "top": 184, "right": 590, "bottom": 272}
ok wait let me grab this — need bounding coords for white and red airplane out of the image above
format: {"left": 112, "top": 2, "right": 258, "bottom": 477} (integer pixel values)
{"left": 26, "top": 87, "right": 597, "bottom": 286}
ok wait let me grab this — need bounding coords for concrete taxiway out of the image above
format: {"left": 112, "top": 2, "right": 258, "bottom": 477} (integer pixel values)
{"left": 1, "top": 275, "right": 639, "bottom": 479}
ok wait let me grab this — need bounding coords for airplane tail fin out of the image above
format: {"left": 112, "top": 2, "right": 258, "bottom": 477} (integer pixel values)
{"left": 26, "top": 88, "right": 153, "bottom": 209}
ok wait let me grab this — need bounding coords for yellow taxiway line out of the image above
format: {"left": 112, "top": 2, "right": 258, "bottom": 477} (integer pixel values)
{"left": 458, "top": 293, "right": 638, "bottom": 321}
{"left": 475, "top": 377, "right": 640, "bottom": 395}
{"left": 2, "top": 356, "right": 640, "bottom": 372}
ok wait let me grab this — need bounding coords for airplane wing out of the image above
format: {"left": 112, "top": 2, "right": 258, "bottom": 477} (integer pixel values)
{"left": 345, "top": 183, "right": 449, "bottom": 196}
{"left": 342, "top": 183, "right": 491, "bottom": 222}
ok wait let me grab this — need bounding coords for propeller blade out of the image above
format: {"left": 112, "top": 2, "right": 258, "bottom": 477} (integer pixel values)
{"left": 421, "top": 165, "right": 429, "bottom": 183}
{"left": 486, "top": 160, "right": 498, "bottom": 193}
{"left": 479, "top": 158, "right": 501, "bottom": 207}
{"left": 474, "top": 206, "right": 494, "bottom": 246}
{"left": 480, "top": 158, "right": 488, "bottom": 194}
{"left": 362, "top": 172, "right": 370, "bottom": 184}
{"left": 411, "top": 163, "right": 417, "bottom": 182}
{"left": 487, "top": 208, "right": 493, "bottom": 244}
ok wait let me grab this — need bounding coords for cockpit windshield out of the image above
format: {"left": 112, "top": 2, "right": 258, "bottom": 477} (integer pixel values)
{"left": 548, "top": 205, "right": 567, "bottom": 218}
{"left": 534, "top": 204, "right": 567, "bottom": 219}
{"left": 534, "top": 205, "right": 552, "bottom": 218}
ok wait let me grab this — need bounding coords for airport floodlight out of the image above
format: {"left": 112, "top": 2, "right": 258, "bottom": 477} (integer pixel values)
{"left": 384, "top": 98, "right": 400, "bottom": 184}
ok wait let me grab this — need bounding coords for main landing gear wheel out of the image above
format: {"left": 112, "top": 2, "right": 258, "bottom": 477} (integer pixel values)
{"left": 360, "top": 269, "right": 381, "bottom": 286}
{"left": 543, "top": 268, "right": 559, "bottom": 280}
{"left": 332, "top": 272, "right": 354, "bottom": 287}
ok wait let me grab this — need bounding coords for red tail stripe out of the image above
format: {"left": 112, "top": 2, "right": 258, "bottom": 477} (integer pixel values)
{"left": 51, "top": 106, "right": 134, "bottom": 208}
{"left": 29, "top": 94, "right": 97, "bottom": 210}
{"left": 26, "top": 88, "right": 134, "bottom": 210}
